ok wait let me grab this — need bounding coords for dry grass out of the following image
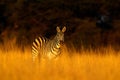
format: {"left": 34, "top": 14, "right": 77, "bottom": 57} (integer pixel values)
{"left": 0, "top": 45, "right": 120, "bottom": 80}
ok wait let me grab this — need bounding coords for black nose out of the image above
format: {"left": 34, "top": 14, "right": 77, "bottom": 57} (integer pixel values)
{"left": 60, "top": 41, "right": 64, "bottom": 45}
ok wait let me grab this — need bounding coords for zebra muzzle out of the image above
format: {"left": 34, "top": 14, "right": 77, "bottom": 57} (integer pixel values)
{"left": 60, "top": 41, "right": 64, "bottom": 45}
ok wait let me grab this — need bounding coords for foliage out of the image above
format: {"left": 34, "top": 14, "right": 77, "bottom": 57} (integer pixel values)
{"left": 0, "top": 45, "right": 120, "bottom": 80}
{"left": 0, "top": 0, "right": 120, "bottom": 49}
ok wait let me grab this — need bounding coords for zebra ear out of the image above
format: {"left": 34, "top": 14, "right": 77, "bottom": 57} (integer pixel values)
{"left": 62, "top": 26, "right": 66, "bottom": 32}
{"left": 56, "top": 26, "right": 61, "bottom": 32}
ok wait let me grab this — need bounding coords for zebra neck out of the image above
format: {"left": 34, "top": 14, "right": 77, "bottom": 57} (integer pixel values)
{"left": 54, "top": 38, "right": 60, "bottom": 48}
{"left": 49, "top": 39, "right": 60, "bottom": 55}
{"left": 51, "top": 44, "right": 60, "bottom": 54}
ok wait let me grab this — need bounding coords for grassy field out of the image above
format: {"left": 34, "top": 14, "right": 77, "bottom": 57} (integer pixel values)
{"left": 0, "top": 45, "right": 120, "bottom": 80}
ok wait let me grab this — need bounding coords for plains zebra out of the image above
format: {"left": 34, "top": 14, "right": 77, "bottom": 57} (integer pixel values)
{"left": 32, "top": 26, "right": 66, "bottom": 61}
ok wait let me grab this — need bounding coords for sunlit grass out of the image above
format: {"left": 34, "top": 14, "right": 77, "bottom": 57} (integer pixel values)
{"left": 0, "top": 45, "right": 120, "bottom": 80}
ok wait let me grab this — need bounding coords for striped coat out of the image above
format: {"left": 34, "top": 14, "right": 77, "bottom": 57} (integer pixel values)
{"left": 32, "top": 26, "right": 66, "bottom": 61}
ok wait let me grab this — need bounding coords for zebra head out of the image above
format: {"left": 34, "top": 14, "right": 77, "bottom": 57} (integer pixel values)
{"left": 55, "top": 26, "right": 66, "bottom": 48}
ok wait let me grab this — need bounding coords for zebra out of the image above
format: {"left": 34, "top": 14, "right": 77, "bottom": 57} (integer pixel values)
{"left": 32, "top": 26, "right": 66, "bottom": 61}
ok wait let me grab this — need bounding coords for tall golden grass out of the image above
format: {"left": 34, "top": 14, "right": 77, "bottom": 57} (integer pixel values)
{"left": 0, "top": 44, "right": 120, "bottom": 80}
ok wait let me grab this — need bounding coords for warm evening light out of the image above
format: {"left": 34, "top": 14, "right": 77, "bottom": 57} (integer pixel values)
{"left": 0, "top": 0, "right": 120, "bottom": 80}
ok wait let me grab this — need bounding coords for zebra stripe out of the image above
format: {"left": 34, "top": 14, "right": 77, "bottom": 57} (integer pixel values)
{"left": 32, "top": 36, "right": 47, "bottom": 61}
{"left": 32, "top": 26, "right": 66, "bottom": 61}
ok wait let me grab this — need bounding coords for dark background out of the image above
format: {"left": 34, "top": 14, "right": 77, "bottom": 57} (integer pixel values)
{"left": 0, "top": 0, "right": 120, "bottom": 51}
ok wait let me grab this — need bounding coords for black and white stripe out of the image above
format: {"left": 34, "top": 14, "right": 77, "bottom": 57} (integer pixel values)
{"left": 32, "top": 26, "right": 66, "bottom": 61}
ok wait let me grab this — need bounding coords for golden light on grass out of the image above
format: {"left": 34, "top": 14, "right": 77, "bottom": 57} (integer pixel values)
{"left": 0, "top": 45, "right": 120, "bottom": 80}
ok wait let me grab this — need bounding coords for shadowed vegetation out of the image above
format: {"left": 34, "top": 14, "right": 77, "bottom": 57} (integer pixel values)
{"left": 0, "top": 0, "right": 120, "bottom": 51}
